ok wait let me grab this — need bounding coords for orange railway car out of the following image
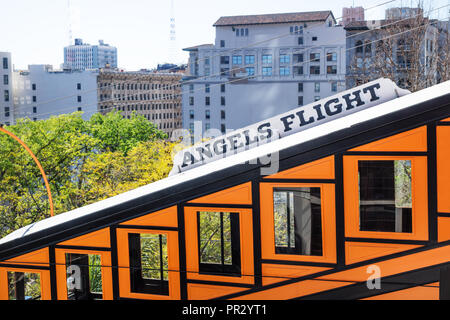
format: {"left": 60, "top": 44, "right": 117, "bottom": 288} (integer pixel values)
{"left": 0, "top": 80, "right": 449, "bottom": 300}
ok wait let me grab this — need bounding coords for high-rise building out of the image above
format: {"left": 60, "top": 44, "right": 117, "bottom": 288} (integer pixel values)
{"left": 64, "top": 39, "right": 118, "bottom": 70}
{"left": 97, "top": 69, "right": 183, "bottom": 138}
{"left": 0, "top": 52, "right": 14, "bottom": 126}
{"left": 182, "top": 11, "right": 346, "bottom": 142}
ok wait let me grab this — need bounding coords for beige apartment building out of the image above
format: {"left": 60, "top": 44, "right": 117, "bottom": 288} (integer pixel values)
{"left": 98, "top": 69, "right": 182, "bottom": 137}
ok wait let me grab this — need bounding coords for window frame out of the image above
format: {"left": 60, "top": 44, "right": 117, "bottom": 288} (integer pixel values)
{"left": 0, "top": 267, "right": 51, "bottom": 300}
{"left": 260, "top": 183, "right": 336, "bottom": 263}
{"left": 343, "top": 155, "right": 428, "bottom": 240}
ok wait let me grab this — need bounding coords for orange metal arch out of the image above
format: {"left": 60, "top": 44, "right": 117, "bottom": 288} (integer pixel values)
{"left": 0, "top": 126, "right": 54, "bottom": 217}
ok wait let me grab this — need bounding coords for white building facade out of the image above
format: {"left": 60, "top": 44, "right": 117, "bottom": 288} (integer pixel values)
{"left": 0, "top": 52, "right": 14, "bottom": 126}
{"left": 64, "top": 39, "right": 118, "bottom": 71}
{"left": 12, "top": 65, "right": 98, "bottom": 121}
{"left": 181, "top": 11, "right": 346, "bottom": 142}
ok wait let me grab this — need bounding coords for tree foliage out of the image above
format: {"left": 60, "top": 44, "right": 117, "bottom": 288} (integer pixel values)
{"left": 0, "top": 111, "right": 175, "bottom": 238}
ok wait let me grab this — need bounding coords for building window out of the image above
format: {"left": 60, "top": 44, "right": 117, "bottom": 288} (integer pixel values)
{"left": 314, "top": 96, "right": 320, "bottom": 101}
{"left": 65, "top": 253, "right": 103, "bottom": 300}
{"left": 33, "top": 106, "right": 37, "bottom": 113}
{"left": 262, "top": 67, "right": 272, "bottom": 76}
{"left": 77, "top": 107, "right": 82, "bottom": 111}
{"left": 3, "top": 75, "right": 8, "bottom": 85}
{"left": 327, "top": 52, "right": 337, "bottom": 62}
{"left": 220, "top": 56, "right": 230, "bottom": 65}
{"left": 128, "top": 233, "right": 169, "bottom": 295}
{"left": 280, "top": 67, "right": 290, "bottom": 76}
{"left": 221, "top": 124, "right": 226, "bottom": 134}
{"left": 205, "top": 123, "right": 210, "bottom": 131}
{"left": 2, "top": 57, "right": 8, "bottom": 69}
{"left": 4, "top": 107, "right": 10, "bottom": 117}
{"left": 355, "top": 40, "right": 363, "bottom": 54}
{"left": 331, "top": 82, "right": 338, "bottom": 92}
{"left": 189, "top": 110, "right": 194, "bottom": 119}
{"left": 280, "top": 54, "right": 290, "bottom": 64}
{"left": 273, "top": 187, "right": 322, "bottom": 255}
{"left": 197, "top": 211, "right": 241, "bottom": 275}
{"left": 77, "top": 83, "right": 81, "bottom": 90}
{"left": 205, "top": 96, "right": 210, "bottom": 106}
{"left": 246, "top": 67, "right": 255, "bottom": 76}
{"left": 221, "top": 110, "right": 226, "bottom": 119}
{"left": 244, "top": 55, "right": 255, "bottom": 65}
{"left": 312, "top": 36, "right": 318, "bottom": 41}
{"left": 310, "top": 66, "right": 320, "bottom": 75}
{"left": 262, "top": 55, "right": 272, "bottom": 64}
{"left": 205, "top": 110, "right": 210, "bottom": 119}
{"left": 293, "top": 66, "right": 303, "bottom": 75}
{"left": 221, "top": 96, "right": 225, "bottom": 106}
{"left": 220, "top": 40, "right": 225, "bottom": 48}
{"left": 290, "top": 25, "right": 303, "bottom": 35}
{"left": 310, "top": 53, "right": 320, "bottom": 62}
{"left": 298, "top": 83, "right": 303, "bottom": 92}
{"left": 205, "top": 84, "right": 210, "bottom": 93}
{"left": 189, "top": 97, "right": 194, "bottom": 106}
{"left": 220, "top": 68, "right": 229, "bottom": 76}
{"left": 221, "top": 84, "right": 226, "bottom": 93}
{"left": 314, "top": 82, "right": 320, "bottom": 92}
{"left": 327, "top": 65, "right": 337, "bottom": 74}
{"left": 359, "top": 160, "right": 412, "bottom": 233}
{"left": 4, "top": 90, "right": 9, "bottom": 102}
{"left": 32, "top": 83, "right": 36, "bottom": 91}
{"left": 298, "top": 37, "right": 304, "bottom": 45}
{"left": 232, "top": 55, "right": 242, "bottom": 65}
{"left": 77, "top": 96, "right": 82, "bottom": 102}
{"left": 298, "top": 96, "right": 303, "bottom": 106}
{"left": 189, "top": 84, "right": 194, "bottom": 93}
{"left": 293, "top": 53, "right": 304, "bottom": 63}
{"left": 7, "top": 272, "right": 41, "bottom": 300}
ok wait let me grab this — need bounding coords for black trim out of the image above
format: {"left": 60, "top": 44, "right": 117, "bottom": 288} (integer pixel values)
{"left": 334, "top": 153, "right": 346, "bottom": 267}
{"left": 0, "top": 91, "right": 449, "bottom": 267}
{"left": 295, "top": 262, "right": 449, "bottom": 300}
{"left": 184, "top": 203, "right": 252, "bottom": 209}
{"left": 186, "top": 278, "right": 254, "bottom": 289}
{"left": 438, "top": 212, "right": 450, "bottom": 218}
{"left": 345, "top": 237, "right": 429, "bottom": 245}
{"left": 0, "top": 263, "right": 50, "bottom": 270}
{"left": 261, "top": 179, "right": 335, "bottom": 184}
{"left": 437, "top": 121, "right": 450, "bottom": 126}
{"left": 427, "top": 123, "right": 438, "bottom": 243}
{"left": 54, "top": 245, "right": 111, "bottom": 252}
{"left": 344, "top": 151, "right": 428, "bottom": 156}
{"left": 116, "top": 225, "right": 178, "bottom": 231}
{"left": 48, "top": 245, "right": 57, "bottom": 300}
{"left": 261, "top": 259, "right": 336, "bottom": 268}
{"left": 177, "top": 204, "right": 188, "bottom": 300}
{"left": 109, "top": 226, "right": 120, "bottom": 300}
{"left": 440, "top": 265, "right": 450, "bottom": 300}
{"left": 251, "top": 180, "right": 262, "bottom": 287}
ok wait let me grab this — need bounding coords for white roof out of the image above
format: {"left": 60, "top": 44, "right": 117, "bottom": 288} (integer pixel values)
{"left": 1, "top": 80, "right": 449, "bottom": 245}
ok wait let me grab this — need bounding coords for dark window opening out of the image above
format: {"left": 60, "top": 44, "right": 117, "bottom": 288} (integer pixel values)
{"left": 197, "top": 211, "right": 241, "bottom": 276}
{"left": 359, "top": 160, "right": 413, "bottom": 233}
{"left": 273, "top": 187, "right": 322, "bottom": 256}
{"left": 65, "top": 253, "right": 103, "bottom": 300}
{"left": 128, "top": 233, "right": 169, "bottom": 295}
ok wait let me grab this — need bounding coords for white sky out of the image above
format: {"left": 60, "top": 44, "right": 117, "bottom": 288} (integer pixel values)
{"left": 0, "top": 0, "right": 447, "bottom": 71}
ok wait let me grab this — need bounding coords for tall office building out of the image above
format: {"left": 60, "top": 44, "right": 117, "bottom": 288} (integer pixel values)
{"left": 0, "top": 52, "right": 14, "bottom": 126}
{"left": 182, "top": 11, "right": 346, "bottom": 142}
{"left": 64, "top": 39, "right": 118, "bottom": 70}
{"left": 341, "top": 7, "right": 365, "bottom": 26}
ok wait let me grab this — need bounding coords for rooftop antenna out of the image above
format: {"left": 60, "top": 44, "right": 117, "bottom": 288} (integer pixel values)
{"left": 67, "top": 0, "right": 73, "bottom": 45}
{"left": 169, "top": 0, "right": 177, "bottom": 63}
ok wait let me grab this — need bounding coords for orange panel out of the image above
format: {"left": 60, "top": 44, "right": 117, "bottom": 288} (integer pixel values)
{"left": 188, "top": 182, "right": 252, "bottom": 205}
{"left": 424, "top": 282, "right": 439, "bottom": 287}
{"left": 187, "top": 283, "right": 247, "bottom": 300}
{"left": 264, "top": 156, "right": 335, "bottom": 180}
{"left": 350, "top": 126, "right": 427, "bottom": 152}
{"left": 116, "top": 228, "right": 180, "bottom": 300}
{"left": 438, "top": 217, "right": 450, "bottom": 242}
{"left": 120, "top": 206, "right": 178, "bottom": 227}
{"left": 184, "top": 207, "right": 254, "bottom": 285}
{"left": 231, "top": 279, "right": 354, "bottom": 300}
{"left": 344, "top": 156, "right": 429, "bottom": 241}
{"left": 363, "top": 286, "right": 439, "bottom": 300}
{"left": 261, "top": 264, "right": 330, "bottom": 286}
{"left": 437, "top": 126, "right": 450, "bottom": 213}
{"left": 440, "top": 117, "right": 450, "bottom": 122}
{"left": 260, "top": 183, "right": 336, "bottom": 263}
{"left": 0, "top": 267, "right": 52, "bottom": 300}
{"left": 0, "top": 248, "right": 49, "bottom": 267}
{"left": 55, "top": 248, "right": 113, "bottom": 300}
{"left": 58, "top": 228, "right": 110, "bottom": 248}
{"left": 319, "top": 245, "right": 450, "bottom": 282}
{"left": 345, "top": 242, "right": 421, "bottom": 265}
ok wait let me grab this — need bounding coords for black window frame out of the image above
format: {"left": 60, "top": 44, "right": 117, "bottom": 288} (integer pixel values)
{"left": 197, "top": 211, "right": 241, "bottom": 276}
{"left": 128, "top": 233, "right": 169, "bottom": 296}
{"left": 65, "top": 253, "right": 103, "bottom": 300}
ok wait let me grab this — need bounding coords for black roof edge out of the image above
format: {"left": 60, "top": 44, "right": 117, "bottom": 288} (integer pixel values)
{"left": 0, "top": 92, "right": 449, "bottom": 261}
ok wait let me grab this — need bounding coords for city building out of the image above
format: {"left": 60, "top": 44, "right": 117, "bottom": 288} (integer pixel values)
{"left": 97, "top": 69, "right": 182, "bottom": 137}
{"left": 12, "top": 65, "right": 98, "bottom": 121}
{"left": 64, "top": 39, "right": 118, "bottom": 71}
{"left": 0, "top": 52, "right": 14, "bottom": 126}
{"left": 341, "top": 6, "right": 365, "bottom": 26}
{"left": 0, "top": 79, "right": 449, "bottom": 300}
{"left": 181, "top": 11, "right": 346, "bottom": 143}
{"left": 385, "top": 7, "right": 423, "bottom": 20}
